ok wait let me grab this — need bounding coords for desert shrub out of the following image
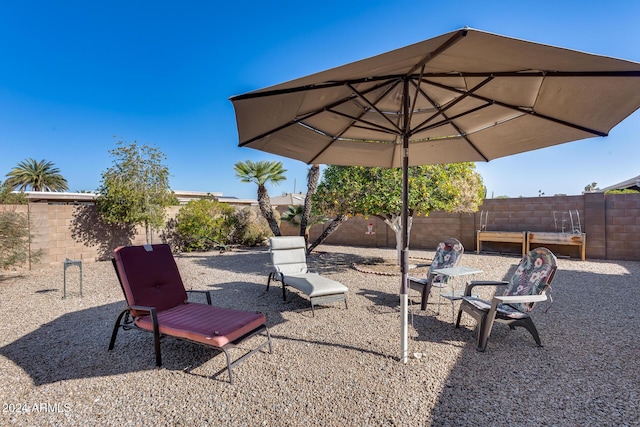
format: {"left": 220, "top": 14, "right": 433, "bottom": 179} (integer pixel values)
{"left": 231, "top": 207, "right": 273, "bottom": 246}
{"left": 0, "top": 210, "right": 31, "bottom": 269}
{"left": 0, "top": 182, "right": 27, "bottom": 204}
{"left": 174, "top": 199, "right": 235, "bottom": 251}
{"left": 605, "top": 189, "right": 639, "bottom": 194}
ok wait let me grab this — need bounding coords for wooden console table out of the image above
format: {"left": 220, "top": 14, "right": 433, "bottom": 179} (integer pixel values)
{"left": 527, "top": 232, "right": 586, "bottom": 261}
{"left": 476, "top": 231, "right": 527, "bottom": 257}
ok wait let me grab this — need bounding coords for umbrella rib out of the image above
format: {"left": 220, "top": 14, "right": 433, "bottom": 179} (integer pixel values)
{"left": 307, "top": 80, "right": 405, "bottom": 164}
{"left": 423, "top": 79, "right": 609, "bottom": 136}
{"left": 411, "top": 76, "right": 495, "bottom": 134}
{"left": 238, "top": 80, "right": 397, "bottom": 147}
{"left": 346, "top": 81, "right": 404, "bottom": 133}
{"left": 230, "top": 70, "right": 640, "bottom": 102}
{"left": 406, "top": 28, "right": 469, "bottom": 75}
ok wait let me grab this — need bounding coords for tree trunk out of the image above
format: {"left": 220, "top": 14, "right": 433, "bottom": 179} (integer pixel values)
{"left": 307, "top": 214, "right": 347, "bottom": 254}
{"left": 257, "top": 184, "right": 281, "bottom": 236}
{"left": 144, "top": 221, "right": 151, "bottom": 244}
{"left": 300, "top": 164, "right": 320, "bottom": 247}
{"left": 382, "top": 215, "right": 413, "bottom": 264}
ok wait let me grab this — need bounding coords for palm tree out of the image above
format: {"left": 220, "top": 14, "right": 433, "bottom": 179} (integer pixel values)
{"left": 5, "top": 159, "right": 69, "bottom": 192}
{"left": 281, "top": 204, "right": 326, "bottom": 244}
{"left": 300, "top": 164, "right": 320, "bottom": 247}
{"left": 234, "top": 160, "right": 287, "bottom": 236}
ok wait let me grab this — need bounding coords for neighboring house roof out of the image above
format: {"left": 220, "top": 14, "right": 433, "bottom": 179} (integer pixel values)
{"left": 270, "top": 193, "right": 306, "bottom": 206}
{"left": 599, "top": 174, "right": 640, "bottom": 192}
{"left": 11, "top": 190, "right": 257, "bottom": 206}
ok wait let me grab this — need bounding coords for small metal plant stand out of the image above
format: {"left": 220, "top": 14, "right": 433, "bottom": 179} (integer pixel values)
{"left": 63, "top": 258, "right": 83, "bottom": 299}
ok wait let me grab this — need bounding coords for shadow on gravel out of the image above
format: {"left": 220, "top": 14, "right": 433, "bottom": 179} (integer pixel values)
{"left": 0, "top": 286, "right": 284, "bottom": 386}
{"left": 184, "top": 246, "right": 371, "bottom": 277}
{"left": 269, "top": 334, "right": 392, "bottom": 359}
{"left": 427, "top": 261, "right": 640, "bottom": 426}
{"left": 0, "top": 273, "right": 27, "bottom": 283}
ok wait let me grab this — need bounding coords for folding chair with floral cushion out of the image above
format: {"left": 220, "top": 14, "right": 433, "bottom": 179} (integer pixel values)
{"left": 409, "top": 238, "right": 464, "bottom": 311}
{"left": 455, "top": 247, "right": 558, "bottom": 351}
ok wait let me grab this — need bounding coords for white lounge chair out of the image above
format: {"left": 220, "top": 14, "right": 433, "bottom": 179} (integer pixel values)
{"left": 267, "top": 236, "right": 348, "bottom": 316}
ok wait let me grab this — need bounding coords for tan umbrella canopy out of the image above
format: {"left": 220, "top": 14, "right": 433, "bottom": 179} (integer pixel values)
{"left": 230, "top": 28, "right": 640, "bottom": 362}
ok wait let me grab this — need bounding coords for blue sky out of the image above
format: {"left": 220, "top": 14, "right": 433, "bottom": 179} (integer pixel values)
{"left": 1, "top": 1, "right": 639, "bottom": 200}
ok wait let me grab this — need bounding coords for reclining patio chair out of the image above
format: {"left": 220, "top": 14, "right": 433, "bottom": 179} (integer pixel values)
{"left": 408, "top": 238, "right": 464, "bottom": 311}
{"left": 267, "top": 236, "right": 348, "bottom": 316}
{"left": 455, "top": 247, "right": 557, "bottom": 352}
{"left": 109, "top": 244, "right": 272, "bottom": 384}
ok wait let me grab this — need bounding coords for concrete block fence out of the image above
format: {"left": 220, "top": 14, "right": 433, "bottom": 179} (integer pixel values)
{"left": 4, "top": 192, "right": 639, "bottom": 270}
{"left": 304, "top": 192, "right": 640, "bottom": 262}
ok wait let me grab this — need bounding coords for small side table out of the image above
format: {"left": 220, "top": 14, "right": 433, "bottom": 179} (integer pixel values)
{"left": 63, "top": 258, "right": 83, "bottom": 299}
{"left": 431, "top": 266, "right": 483, "bottom": 319}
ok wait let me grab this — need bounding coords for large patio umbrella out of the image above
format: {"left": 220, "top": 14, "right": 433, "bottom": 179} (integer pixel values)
{"left": 230, "top": 28, "right": 640, "bottom": 362}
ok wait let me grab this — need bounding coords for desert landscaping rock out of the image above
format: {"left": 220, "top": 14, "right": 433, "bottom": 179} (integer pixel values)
{"left": 0, "top": 245, "right": 638, "bottom": 426}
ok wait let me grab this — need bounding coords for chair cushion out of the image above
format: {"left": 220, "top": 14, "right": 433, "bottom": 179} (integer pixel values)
{"left": 503, "top": 247, "right": 557, "bottom": 312}
{"left": 282, "top": 273, "right": 348, "bottom": 297}
{"left": 429, "top": 238, "right": 464, "bottom": 284}
{"left": 114, "top": 244, "right": 188, "bottom": 317}
{"left": 462, "top": 296, "right": 528, "bottom": 319}
{"left": 270, "top": 237, "right": 308, "bottom": 275}
{"left": 135, "top": 303, "right": 267, "bottom": 347}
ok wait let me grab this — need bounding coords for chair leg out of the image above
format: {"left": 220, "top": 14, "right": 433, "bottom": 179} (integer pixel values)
{"left": 222, "top": 348, "right": 234, "bottom": 385}
{"left": 267, "top": 272, "right": 273, "bottom": 292}
{"left": 219, "top": 326, "right": 272, "bottom": 384}
{"left": 476, "top": 314, "right": 493, "bottom": 352}
{"left": 421, "top": 283, "right": 433, "bottom": 311}
{"left": 515, "top": 317, "right": 543, "bottom": 347}
{"left": 149, "top": 309, "right": 162, "bottom": 367}
{"left": 455, "top": 306, "right": 463, "bottom": 328}
{"left": 108, "top": 308, "right": 130, "bottom": 350}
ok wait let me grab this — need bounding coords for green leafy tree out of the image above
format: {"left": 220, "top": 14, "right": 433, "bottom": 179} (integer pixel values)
{"left": 234, "top": 160, "right": 287, "bottom": 236}
{"left": 313, "top": 163, "right": 484, "bottom": 259}
{"left": 95, "top": 139, "right": 175, "bottom": 243}
{"left": 5, "top": 158, "right": 68, "bottom": 192}
{"left": 174, "top": 199, "right": 234, "bottom": 251}
{"left": 0, "top": 181, "right": 27, "bottom": 204}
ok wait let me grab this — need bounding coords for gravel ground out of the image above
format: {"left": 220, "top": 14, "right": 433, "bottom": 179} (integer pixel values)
{"left": 0, "top": 244, "right": 638, "bottom": 426}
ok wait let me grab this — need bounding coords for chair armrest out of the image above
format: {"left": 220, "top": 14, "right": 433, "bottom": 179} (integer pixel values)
{"left": 129, "top": 305, "right": 156, "bottom": 314}
{"left": 409, "top": 271, "right": 437, "bottom": 285}
{"left": 187, "top": 289, "right": 213, "bottom": 305}
{"left": 464, "top": 280, "right": 509, "bottom": 296}
{"left": 408, "top": 276, "right": 429, "bottom": 285}
{"left": 493, "top": 294, "right": 547, "bottom": 304}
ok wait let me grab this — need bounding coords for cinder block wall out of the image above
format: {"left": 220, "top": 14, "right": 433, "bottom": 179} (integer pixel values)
{"left": 4, "top": 192, "right": 639, "bottom": 269}
{"left": 21, "top": 204, "right": 181, "bottom": 269}
{"left": 605, "top": 193, "right": 640, "bottom": 260}
{"left": 304, "top": 193, "right": 640, "bottom": 261}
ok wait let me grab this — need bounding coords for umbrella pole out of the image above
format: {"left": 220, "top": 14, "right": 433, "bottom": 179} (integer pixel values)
{"left": 400, "top": 154, "right": 409, "bottom": 363}
{"left": 400, "top": 78, "right": 410, "bottom": 364}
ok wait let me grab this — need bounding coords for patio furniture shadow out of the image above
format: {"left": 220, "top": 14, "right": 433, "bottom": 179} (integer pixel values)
{"left": 428, "top": 262, "right": 640, "bottom": 425}
{"left": 0, "top": 291, "right": 284, "bottom": 386}
{"left": 70, "top": 205, "right": 136, "bottom": 261}
{"left": 186, "top": 246, "right": 371, "bottom": 277}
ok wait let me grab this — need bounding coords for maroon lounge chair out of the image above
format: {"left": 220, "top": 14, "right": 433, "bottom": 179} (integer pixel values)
{"left": 109, "top": 244, "right": 272, "bottom": 383}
